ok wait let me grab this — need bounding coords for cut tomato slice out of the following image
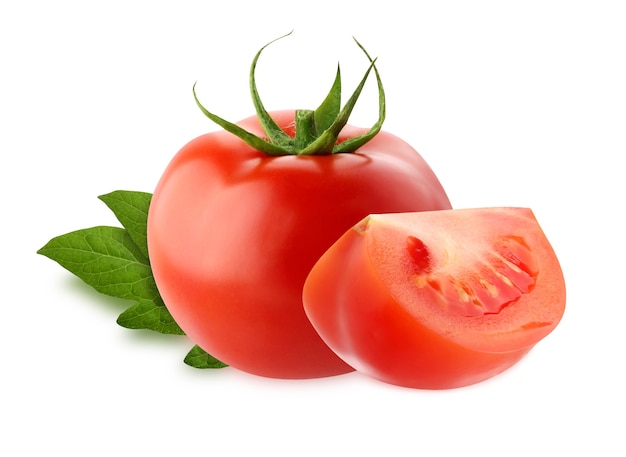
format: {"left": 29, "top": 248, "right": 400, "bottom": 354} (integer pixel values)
{"left": 303, "top": 207, "right": 566, "bottom": 389}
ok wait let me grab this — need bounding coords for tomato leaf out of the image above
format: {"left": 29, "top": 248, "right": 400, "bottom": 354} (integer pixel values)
{"left": 38, "top": 191, "right": 230, "bottom": 368}
{"left": 184, "top": 345, "right": 228, "bottom": 369}
{"left": 98, "top": 190, "right": 152, "bottom": 258}
{"left": 37, "top": 225, "right": 183, "bottom": 333}
{"left": 117, "top": 298, "right": 184, "bottom": 335}
{"left": 37, "top": 226, "right": 153, "bottom": 300}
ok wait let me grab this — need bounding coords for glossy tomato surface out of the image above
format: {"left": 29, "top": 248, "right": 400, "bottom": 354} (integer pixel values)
{"left": 147, "top": 111, "right": 452, "bottom": 379}
{"left": 303, "top": 208, "right": 566, "bottom": 388}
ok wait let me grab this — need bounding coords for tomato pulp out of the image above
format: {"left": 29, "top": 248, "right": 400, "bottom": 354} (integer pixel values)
{"left": 147, "top": 111, "right": 452, "bottom": 379}
{"left": 303, "top": 208, "right": 566, "bottom": 388}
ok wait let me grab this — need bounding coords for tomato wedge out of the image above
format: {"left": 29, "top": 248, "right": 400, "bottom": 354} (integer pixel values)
{"left": 303, "top": 208, "right": 566, "bottom": 389}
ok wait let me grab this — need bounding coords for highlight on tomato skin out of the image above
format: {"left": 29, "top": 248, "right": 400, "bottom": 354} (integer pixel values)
{"left": 302, "top": 207, "right": 566, "bottom": 389}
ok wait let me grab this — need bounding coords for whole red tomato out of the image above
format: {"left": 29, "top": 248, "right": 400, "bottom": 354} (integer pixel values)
{"left": 147, "top": 36, "right": 452, "bottom": 378}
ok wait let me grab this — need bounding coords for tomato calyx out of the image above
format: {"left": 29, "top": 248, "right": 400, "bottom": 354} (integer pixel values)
{"left": 192, "top": 31, "right": 386, "bottom": 156}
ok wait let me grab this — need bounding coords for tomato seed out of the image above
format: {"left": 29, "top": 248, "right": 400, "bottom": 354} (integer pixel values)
{"left": 406, "top": 236, "right": 432, "bottom": 274}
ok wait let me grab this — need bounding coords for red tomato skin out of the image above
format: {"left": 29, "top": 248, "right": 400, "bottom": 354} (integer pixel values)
{"left": 303, "top": 208, "right": 565, "bottom": 389}
{"left": 147, "top": 111, "right": 451, "bottom": 379}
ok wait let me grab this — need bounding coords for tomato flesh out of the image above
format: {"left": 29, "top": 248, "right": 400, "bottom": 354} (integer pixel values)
{"left": 303, "top": 207, "right": 566, "bottom": 388}
{"left": 414, "top": 233, "right": 539, "bottom": 318}
{"left": 147, "top": 111, "right": 451, "bottom": 379}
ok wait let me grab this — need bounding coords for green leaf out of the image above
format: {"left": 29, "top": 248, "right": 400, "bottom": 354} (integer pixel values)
{"left": 38, "top": 226, "right": 151, "bottom": 299}
{"left": 184, "top": 345, "right": 228, "bottom": 369}
{"left": 38, "top": 191, "right": 232, "bottom": 368}
{"left": 117, "top": 298, "right": 184, "bottom": 335}
{"left": 98, "top": 190, "right": 152, "bottom": 258}
{"left": 37, "top": 225, "right": 183, "bottom": 334}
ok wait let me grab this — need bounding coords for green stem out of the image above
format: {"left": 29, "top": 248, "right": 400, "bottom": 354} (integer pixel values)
{"left": 294, "top": 110, "right": 318, "bottom": 150}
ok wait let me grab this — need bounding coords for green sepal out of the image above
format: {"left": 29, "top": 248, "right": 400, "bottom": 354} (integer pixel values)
{"left": 193, "top": 83, "right": 288, "bottom": 156}
{"left": 333, "top": 38, "right": 386, "bottom": 153}
{"left": 194, "top": 33, "right": 386, "bottom": 156}
{"left": 299, "top": 57, "right": 378, "bottom": 155}
{"left": 314, "top": 64, "right": 342, "bottom": 134}
{"left": 249, "top": 31, "right": 295, "bottom": 148}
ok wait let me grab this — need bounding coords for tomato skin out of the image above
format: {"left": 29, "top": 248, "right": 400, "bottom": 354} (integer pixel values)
{"left": 147, "top": 110, "right": 451, "bottom": 379}
{"left": 303, "top": 208, "right": 566, "bottom": 388}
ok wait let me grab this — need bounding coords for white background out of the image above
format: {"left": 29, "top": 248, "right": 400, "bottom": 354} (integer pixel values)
{"left": 2, "top": 1, "right": 625, "bottom": 455}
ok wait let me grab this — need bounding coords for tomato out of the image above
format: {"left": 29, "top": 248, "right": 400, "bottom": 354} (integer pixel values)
{"left": 303, "top": 208, "right": 566, "bottom": 388}
{"left": 147, "top": 110, "right": 451, "bottom": 379}
{"left": 148, "top": 34, "right": 452, "bottom": 379}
